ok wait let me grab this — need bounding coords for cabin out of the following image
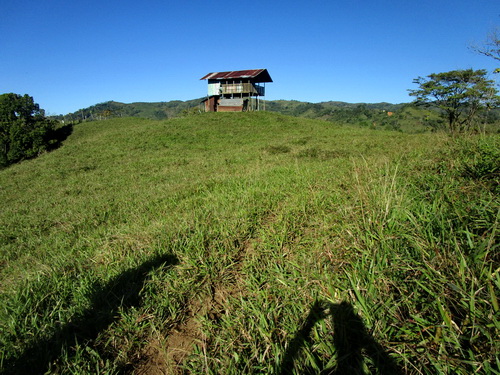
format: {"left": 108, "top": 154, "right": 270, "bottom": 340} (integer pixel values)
{"left": 200, "top": 69, "right": 273, "bottom": 112}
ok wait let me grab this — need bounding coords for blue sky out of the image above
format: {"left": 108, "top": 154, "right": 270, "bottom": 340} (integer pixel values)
{"left": 1, "top": 0, "right": 499, "bottom": 115}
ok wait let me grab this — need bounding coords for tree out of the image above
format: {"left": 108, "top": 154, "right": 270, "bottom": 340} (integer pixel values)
{"left": 0, "top": 93, "right": 56, "bottom": 167}
{"left": 408, "top": 69, "right": 499, "bottom": 133}
{"left": 471, "top": 29, "right": 500, "bottom": 73}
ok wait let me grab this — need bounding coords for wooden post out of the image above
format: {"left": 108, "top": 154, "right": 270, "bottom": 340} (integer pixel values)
{"left": 263, "top": 83, "right": 266, "bottom": 111}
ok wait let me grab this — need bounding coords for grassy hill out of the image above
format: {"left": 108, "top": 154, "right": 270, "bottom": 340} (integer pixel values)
{"left": 1, "top": 112, "right": 498, "bottom": 374}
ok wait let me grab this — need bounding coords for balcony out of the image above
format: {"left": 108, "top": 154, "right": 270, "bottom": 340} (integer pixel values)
{"left": 220, "top": 83, "right": 265, "bottom": 96}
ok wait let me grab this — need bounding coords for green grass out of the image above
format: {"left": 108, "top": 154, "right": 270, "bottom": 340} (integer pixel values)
{"left": 0, "top": 112, "right": 498, "bottom": 374}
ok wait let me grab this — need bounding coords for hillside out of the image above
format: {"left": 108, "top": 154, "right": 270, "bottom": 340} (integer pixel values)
{"left": 55, "top": 98, "right": 500, "bottom": 134}
{"left": 56, "top": 98, "right": 204, "bottom": 121}
{"left": 57, "top": 99, "right": 404, "bottom": 121}
{"left": 1, "top": 112, "right": 498, "bottom": 374}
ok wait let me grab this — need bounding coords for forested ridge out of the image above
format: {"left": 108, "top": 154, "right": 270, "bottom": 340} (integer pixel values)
{"left": 55, "top": 98, "right": 500, "bottom": 133}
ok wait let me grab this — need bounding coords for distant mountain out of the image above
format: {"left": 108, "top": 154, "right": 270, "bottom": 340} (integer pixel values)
{"left": 266, "top": 99, "right": 404, "bottom": 112}
{"left": 264, "top": 100, "right": 404, "bottom": 119}
{"left": 55, "top": 99, "right": 205, "bottom": 122}
{"left": 56, "top": 99, "right": 405, "bottom": 122}
{"left": 53, "top": 98, "right": 500, "bottom": 133}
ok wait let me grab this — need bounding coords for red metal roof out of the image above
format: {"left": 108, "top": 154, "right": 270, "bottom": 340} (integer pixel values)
{"left": 200, "top": 69, "right": 272, "bottom": 83}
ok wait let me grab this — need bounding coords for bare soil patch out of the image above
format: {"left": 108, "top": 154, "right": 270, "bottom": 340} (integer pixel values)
{"left": 135, "top": 227, "right": 265, "bottom": 373}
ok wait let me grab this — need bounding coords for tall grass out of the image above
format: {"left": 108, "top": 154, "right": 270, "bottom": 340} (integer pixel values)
{"left": 0, "top": 113, "right": 498, "bottom": 374}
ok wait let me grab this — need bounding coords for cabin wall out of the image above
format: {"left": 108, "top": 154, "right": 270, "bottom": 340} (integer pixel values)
{"left": 207, "top": 83, "right": 221, "bottom": 96}
{"left": 218, "top": 106, "right": 243, "bottom": 112}
{"left": 218, "top": 98, "right": 244, "bottom": 112}
{"left": 204, "top": 96, "right": 218, "bottom": 112}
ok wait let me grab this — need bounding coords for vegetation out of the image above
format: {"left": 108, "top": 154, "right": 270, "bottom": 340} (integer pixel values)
{"left": 409, "top": 69, "right": 499, "bottom": 133}
{"left": 0, "top": 93, "right": 58, "bottom": 167}
{"left": 472, "top": 28, "right": 500, "bottom": 73}
{"left": 56, "top": 99, "right": 204, "bottom": 122}
{"left": 57, "top": 98, "right": 500, "bottom": 134}
{"left": 0, "top": 112, "right": 498, "bottom": 374}
{"left": 266, "top": 101, "right": 452, "bottom": 132}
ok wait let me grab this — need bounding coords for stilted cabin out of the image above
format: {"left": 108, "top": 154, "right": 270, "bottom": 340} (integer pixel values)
{"left": 200, "top": 69, "right": 273, "bottom": 112}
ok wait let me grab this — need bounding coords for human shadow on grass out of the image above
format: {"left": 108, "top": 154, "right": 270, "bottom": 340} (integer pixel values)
{"left": 3, "top": 253, "right": 178, "bottom": 375}
{"left": 279, "top": 301, "right": 402, "bottom": 375}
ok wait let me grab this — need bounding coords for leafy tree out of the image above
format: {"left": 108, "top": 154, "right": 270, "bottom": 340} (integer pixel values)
{"left": 409, "top": 69, "right": 499, "bottom": 133}
{"left": 0, "top": 93, "right": 56, "bottom": 167}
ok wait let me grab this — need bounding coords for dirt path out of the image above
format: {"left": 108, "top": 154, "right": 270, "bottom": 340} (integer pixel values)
{"left": 135, "top": 237, "right": 260, "bottom": 374}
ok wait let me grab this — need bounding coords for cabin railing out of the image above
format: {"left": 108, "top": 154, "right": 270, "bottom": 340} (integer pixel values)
{"left": 220, "top": 83, "right": 265, "bottom": 96}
